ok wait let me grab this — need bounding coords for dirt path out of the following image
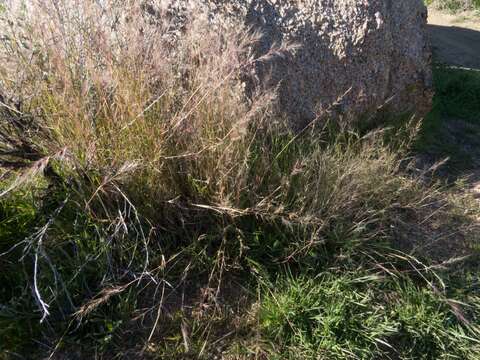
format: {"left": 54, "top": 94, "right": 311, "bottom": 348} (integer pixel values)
{"left": 427, "top": 9, "right": 480, "bottom": 69}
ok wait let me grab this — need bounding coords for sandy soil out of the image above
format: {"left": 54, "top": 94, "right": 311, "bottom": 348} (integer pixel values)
{"left": 427, "top": 9, "right": 480, "bottom": 69}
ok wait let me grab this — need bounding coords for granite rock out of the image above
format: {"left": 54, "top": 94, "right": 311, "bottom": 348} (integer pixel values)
{"left": 159, "top": 0, "right": 433, "bottom": 126}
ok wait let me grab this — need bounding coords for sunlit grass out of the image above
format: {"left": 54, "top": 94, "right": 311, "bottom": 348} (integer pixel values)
{"left": 0, "top": 1, "right": 479, "bottom": 359}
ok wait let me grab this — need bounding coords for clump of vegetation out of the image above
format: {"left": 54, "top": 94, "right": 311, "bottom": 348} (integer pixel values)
{"left": 0, "top": 1, "right": 479, "bottom": 359}
{"left": 427, "top": 0, "right": 480, "bottom": 12}
{"left": 258, "top": 272, "right": 480, "bottom": 359}
{"left": 416, "top": 66, "right": 480, "bottom": 174}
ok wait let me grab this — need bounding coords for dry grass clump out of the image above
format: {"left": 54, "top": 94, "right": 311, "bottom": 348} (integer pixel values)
{"left": 0, "top": 0, "right": 265, "bottom": 208}
{"left": 428, "top": 0, "right": 480, "bottom": 11}
{"left": 0, "top": 1, "right": 479, "bottom": 358}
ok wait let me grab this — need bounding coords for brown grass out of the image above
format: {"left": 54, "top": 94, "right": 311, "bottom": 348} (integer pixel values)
{"left": 0, "top": 1, "right": 479, "bottom": 358}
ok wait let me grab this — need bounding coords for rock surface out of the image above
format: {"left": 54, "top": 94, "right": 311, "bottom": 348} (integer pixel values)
{"left": 162, "top": 0, "right": 433, "bottom": 126}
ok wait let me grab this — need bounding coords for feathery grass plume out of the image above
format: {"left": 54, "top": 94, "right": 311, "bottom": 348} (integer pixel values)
{"left": 0, "top": 0, "right": 479, "bottom": 358}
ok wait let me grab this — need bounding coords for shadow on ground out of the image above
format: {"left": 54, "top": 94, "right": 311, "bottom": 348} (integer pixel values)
{"left": 427, "top": 24, "right": 480, "bottom": 70}
{"left": 419, "top": 20, "right": 480, "bottom": 184}
{"left": 415, "top": 65, "right": 480, "bottom": 185}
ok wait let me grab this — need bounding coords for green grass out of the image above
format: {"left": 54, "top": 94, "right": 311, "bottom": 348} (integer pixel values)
{"left": 3, "top": 121, "right": 479, "bottom": 359}
{"left": 416, "top": 66, "right": 480, "bottom": 175}
{"left": 0, "top": 188, "right": 41, "bottom": 355}
{"left": 0, "top": 2, "right": 480, "bottom": 359}
{"left": 258, "top": 272, "right": 480, "bottom": 359}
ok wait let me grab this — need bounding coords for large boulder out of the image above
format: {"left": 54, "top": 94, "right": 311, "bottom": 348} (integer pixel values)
{"left": 163, "top": 0, "right": 433, "bottom": 126}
